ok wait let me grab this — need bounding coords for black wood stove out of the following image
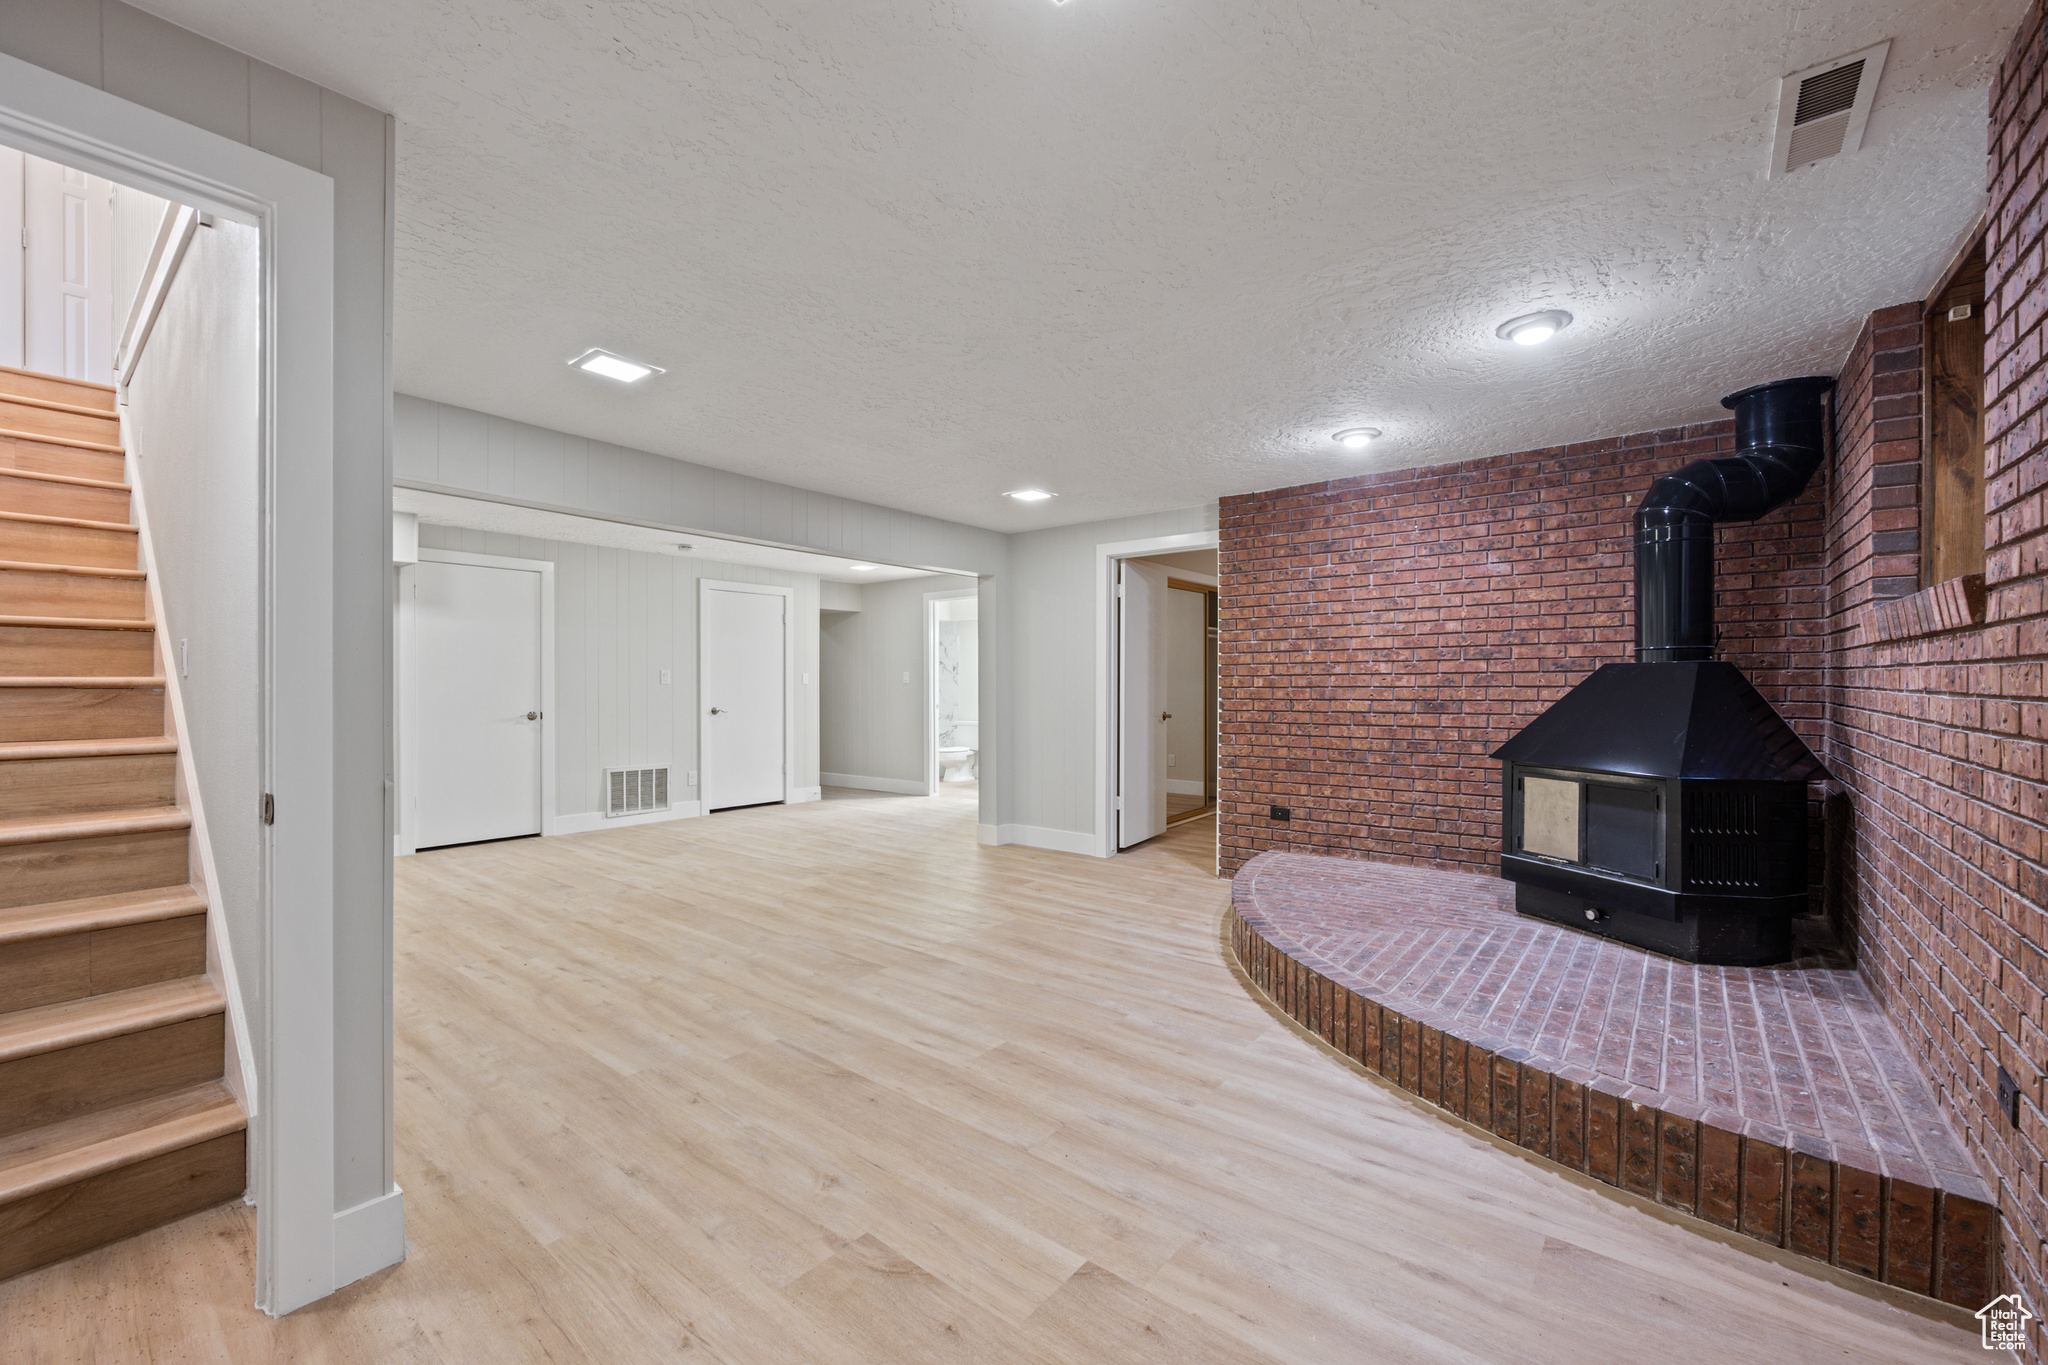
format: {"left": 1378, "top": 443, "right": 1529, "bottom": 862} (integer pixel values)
{"left": 1492, "top": 376, "right": 1832, "bottom": 966}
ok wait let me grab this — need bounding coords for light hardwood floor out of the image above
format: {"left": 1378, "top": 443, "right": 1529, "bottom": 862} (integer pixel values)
{"left": 0, "top": 786, "right": 1981, "bottom": 1362}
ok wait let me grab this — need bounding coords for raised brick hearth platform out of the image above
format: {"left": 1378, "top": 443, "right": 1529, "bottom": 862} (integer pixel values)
{"left": 1228, "top": 851, "right": 2000, "bottom": 1308}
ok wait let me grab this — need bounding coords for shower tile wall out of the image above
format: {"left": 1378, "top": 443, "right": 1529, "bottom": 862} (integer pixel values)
{"left": 938, "top": 617, "right": 978, "bottom": 746}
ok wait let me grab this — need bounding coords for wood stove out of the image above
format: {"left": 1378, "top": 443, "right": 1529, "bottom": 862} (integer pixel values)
{"left": 1493, "top": 376, "right": 1832, "bottom": 966}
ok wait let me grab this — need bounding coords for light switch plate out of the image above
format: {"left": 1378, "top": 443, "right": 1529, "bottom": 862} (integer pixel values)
{"left": 659, "top": 669, "right": 671, "bottom": 685}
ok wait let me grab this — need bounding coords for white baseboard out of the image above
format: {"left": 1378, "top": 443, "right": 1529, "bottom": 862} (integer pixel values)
{"left": 1166, "top": 778, "right": 1205, "bottom": 796}
{"left": 821, "top": 772, "right": 930, "bottom": 796}
{"left": 981, "top": 822, "right": 1102, "bottom": 857}
{"left": 334, "top": 1185, "right": 405, "bottom": 1289}
{"left": 790, "top": 786, "right": 822, "bottom": 803}
{"left": 552, "top": 802, "right": 703, "bottom": 836}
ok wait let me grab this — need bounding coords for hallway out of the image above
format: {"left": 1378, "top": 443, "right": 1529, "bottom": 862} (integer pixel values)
{"left": 0, "top": 793, "right": 1976, "bottom": 1362}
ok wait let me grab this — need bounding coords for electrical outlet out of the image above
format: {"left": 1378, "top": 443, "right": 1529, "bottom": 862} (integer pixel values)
{"left": 902, "top": 671, "right": 911, "bottom": 684}
{"left": 1269, "top": 806, "right": 1291, "bottom": 822}
{"left": 1998, "top": 1065, "right": 2022, "bottom": 1128}
{"left": 659, "top": 669, "right": 671, "bottom": 685}
{"left": 1168, "top": 754, "right": 1176, "bottom": 767}
{"left": 802, "top": 672, "right": 810, "bottom": 685}
{"left": 686, "top": 770, "right": 698, "bottom": 787}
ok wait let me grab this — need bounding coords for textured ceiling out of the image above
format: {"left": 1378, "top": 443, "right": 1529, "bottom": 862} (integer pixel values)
{"left": 142, "top": 0, "right": 2019, "bottom": 531}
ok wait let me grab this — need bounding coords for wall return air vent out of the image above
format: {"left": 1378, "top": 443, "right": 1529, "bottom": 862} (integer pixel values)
{"left": 1770, "top": 41, "right": 1889, "bottom": 177}
{"left": 606, "top": 766, "right": 669, "bottom": 817}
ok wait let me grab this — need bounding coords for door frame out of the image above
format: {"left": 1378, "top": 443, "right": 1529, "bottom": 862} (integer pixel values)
{"left": 1093, "top": 530, "right": 1219, "bottom": 858}
{"left": 698, "top": 578, "right": 796, "bottom": 809}
{"left": 396, "top": 547, "right": 557, "bottom": 855}
{"left": 924, "top": 585, "right": 978, "bottom": 795}
{"left": 0, "top": 51, "right": 341, "bottom": 1311}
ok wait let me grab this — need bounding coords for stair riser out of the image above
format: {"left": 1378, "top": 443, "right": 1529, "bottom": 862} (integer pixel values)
{"left": 0, "top": 752, "right": 177, "bottom": 817}
{"left": 0, "top": 570, "right": 145, "bottom": 620}
{"left": 0, "top": 829, "right": 188, "bottom": 911}
{"left": 0, "top": 625, "right": 155, "bottom": 678}
{"left": 0, "top": 400, "right": 119, "bottom": 450}
{"left": 0, "top": 1013, "right": 224, "bottom": 1138}
{"left": 0, "top": 372, "right": 117, "bottom": 416}
{"left": 0, "top": 1129, "right": 244, "bottom": 1281}
{"left": 0, "top": 476, "right": 128, "bottom": 524}
{"left": 0, "top": 914, "right": 206, "bottom": 1014}
{"left": 0, "top": 688, "right": 165, "bottom": 744}
{"left": 0, "top": 1129, "right": 242, "bottom": 1281}
{"left": 0, "top": 437, "right": 124, "bottom": 484}
{"left": 0, "top": 520, "right": 137, "bottom": 572}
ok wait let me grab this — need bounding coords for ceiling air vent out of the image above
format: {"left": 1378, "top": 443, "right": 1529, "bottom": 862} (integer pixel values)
{"left": 606, "top": 766, "right": 669, "bottom": 817}
{"left": 1770, "top": 41, "right": 1889, "bottom": 177}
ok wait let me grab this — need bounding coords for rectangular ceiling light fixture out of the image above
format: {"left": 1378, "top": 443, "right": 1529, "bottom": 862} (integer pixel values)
{"left": 569, "top": 347, "right": 665, "bottom": 383}
{"left": 1769, "top": 41, "right": 1890, "bottom": 177}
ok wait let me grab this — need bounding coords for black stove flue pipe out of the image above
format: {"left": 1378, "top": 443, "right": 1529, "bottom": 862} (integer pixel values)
{"left": 1633, "top": 375, "right": 1835, "bottom": 662}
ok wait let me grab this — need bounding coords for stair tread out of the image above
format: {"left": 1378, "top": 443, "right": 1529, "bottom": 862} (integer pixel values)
{"left": 0, "top": 1081, "right": 242, "bottom": 1204}
{"left": 0, "top": 560, "right": 147, "bottom": 580}
{"left": 0, "top": 615, "right": 153, "bottom": 631}
{"left": 0, "top": 427, "right": 123, "bottom": 456}
{"left": 0, "top": 885, "right": 205, "bottom": 947}
{"left": 0, "top": 976, "right": 222, "bottom": 1064}
{"left": 0, "top": 805, "right": 189, "bottom": 847}
{"left": 0, "top": 467, "right": 128, "bottom": 493}
{"left": 0, "top": 676, "right": 164, "bottom": 688}
{"left": 0, "top": 509, "right": 134, "bottom": 533}
{"left": 0, "top": 737, "right": 177, "bottom": 761}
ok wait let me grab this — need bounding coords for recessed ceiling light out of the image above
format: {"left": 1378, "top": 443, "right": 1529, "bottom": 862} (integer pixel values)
{"left": 1005, "top": 489, "right": 1056, "bottom": 502}
{"left": 849, "top": 563, "right": 877, "bottom": 571}
{"left": 568, "top": 348, "right": 665, "bottom": 382}
{"left": 1496, "top": 310, "right": 1573, "bottom": 346}
{"left": 1332, "top": 427, "right": 1382, "bottom": 450}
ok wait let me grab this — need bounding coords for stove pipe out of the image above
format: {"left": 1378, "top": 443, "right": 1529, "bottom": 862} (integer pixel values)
{"left": 1635, "top": 375, "right": 1835, "bottom": 663}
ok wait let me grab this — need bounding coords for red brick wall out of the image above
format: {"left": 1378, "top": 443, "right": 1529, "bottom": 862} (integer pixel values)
{"left": 1809, "top": 5, "right": 2048, "bottom": 1344}
{"left": 1216, "top": 426, "right": 1827, "bottom": 877}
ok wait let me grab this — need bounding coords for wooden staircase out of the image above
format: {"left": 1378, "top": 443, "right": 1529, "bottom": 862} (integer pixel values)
{"left": 0, "top": 365, "right": 246, "bottom": 1282}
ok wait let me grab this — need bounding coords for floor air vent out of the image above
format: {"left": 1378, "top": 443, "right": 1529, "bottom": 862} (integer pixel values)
{"left": 1771, "top": 42, "right": 1888, "bottom": 177}
{"left": 607, "top": 766, "right": 669, "bottom": 817}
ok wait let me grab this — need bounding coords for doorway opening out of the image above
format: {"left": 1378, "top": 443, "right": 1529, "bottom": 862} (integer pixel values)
{"left": 1097, "top": 532, "right": 1219, "bottom": 860}
{"left": 929, "top": 590, "right": 979, "bottom": 798}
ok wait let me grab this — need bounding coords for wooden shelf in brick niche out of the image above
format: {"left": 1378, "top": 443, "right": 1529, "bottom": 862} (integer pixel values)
{"left": 1227, "top": 852, "right": 1999, "bottom": 1308}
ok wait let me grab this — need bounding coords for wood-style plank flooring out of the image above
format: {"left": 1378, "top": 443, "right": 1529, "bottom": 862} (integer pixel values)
{"left": 0, "top": 785, "right": 1980, "bottom": 1361}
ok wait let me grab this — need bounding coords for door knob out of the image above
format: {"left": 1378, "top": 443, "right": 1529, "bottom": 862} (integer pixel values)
{"left": 1161, "top": 712, "right": 1172, "bottom": 720}
{"left": 524, "top": 712, "right": 539, "bottom": 721}
{"left": 710, "top": 707, "right": 725, "bottom": 715}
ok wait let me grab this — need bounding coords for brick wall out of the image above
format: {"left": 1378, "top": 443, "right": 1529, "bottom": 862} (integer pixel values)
{"left": 1808, "top": 5, "right": 2048, "bottom": 1345}
{"left": 1216, "top": 426, "right": 1827, "bottom": 877}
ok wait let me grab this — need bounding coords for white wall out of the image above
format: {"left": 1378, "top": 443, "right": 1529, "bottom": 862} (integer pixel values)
{"left": 416, "top": 525, "right": 824, "bottom": 820}
{"left": 819, "top": 574, "right": 975, "bottom": 788}
{"left": 1165, "top": 586, "right": 1208, "bottom": 797}
{"left": 0, "top": 2, "right": 402, "bottom": 1301}
{"left": 1002, "top": 507, "right": 1216, "bottom": 843}
{"left": 122, "top": 214, "right": 260, "bottom": 1063}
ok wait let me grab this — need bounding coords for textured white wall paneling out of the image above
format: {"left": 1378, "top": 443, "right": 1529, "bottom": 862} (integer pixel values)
{"left": 415, "top": 525, "right": 823, "bottom": 824}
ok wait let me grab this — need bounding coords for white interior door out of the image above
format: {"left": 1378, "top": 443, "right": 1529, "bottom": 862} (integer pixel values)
{"left": 1117, "top": 559, "right": 1170, "bottom": 848}
{"left": 703, "top": 584, "right": 787, "bottom": 811}
{"left": 411, "top": 558, "right": 544, "bottom": 847}
{"left": 23, "top": 155, "right": 112, "bottom": 382}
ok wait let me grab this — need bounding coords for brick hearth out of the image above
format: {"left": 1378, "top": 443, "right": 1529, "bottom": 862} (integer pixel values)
{"left": 1228, "top": 851, "right": 2000, "bottom": 1308}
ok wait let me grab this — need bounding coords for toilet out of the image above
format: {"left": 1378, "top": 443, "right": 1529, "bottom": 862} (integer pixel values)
{"left": 937, "top": 722, "right": 978, "bottom": 781}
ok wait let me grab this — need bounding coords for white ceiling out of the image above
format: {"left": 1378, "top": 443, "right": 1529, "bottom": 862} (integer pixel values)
{"left": 144, "top": 0, "right": 2018, "bottom": 531}
{"left": 394, "top": 487, "right": 944, "bottom": 583}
